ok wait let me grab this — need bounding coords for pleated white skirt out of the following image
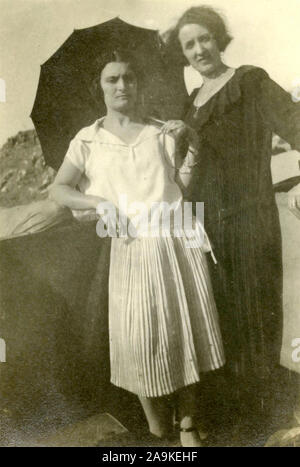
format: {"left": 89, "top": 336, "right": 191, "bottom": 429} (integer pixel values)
{"left": 109, "top": 234, "right": 225, "bottom": 397}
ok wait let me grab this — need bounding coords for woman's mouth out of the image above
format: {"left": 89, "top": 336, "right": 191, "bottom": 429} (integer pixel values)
{"left": 196, "top": 57, "right": 210, "bottom": 64}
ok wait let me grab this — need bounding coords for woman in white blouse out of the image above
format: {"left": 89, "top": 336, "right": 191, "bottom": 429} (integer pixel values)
{"left": 49, "top": 49, "right": 225, "bottom": 447}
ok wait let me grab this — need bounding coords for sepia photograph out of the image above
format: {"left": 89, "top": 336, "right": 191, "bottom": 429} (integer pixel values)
{"left": 0, "top": 0, "right": 300, "bottom": 448}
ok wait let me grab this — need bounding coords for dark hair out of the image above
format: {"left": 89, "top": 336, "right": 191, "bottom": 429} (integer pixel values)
{"left": 93, "top": 49, "right": 143, "bottom": 81}
{"left": 165, "top": 5, "right": 233, "bottom": 65}
{"left": 90, "top": 48, "right": 144, "bottom": 104}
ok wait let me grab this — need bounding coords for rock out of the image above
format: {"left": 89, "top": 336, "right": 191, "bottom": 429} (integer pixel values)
{"left": 28, "top": 187, "right": 38, "bottom": 194}
{"left": 31, "top": 154, "right": 39, "bottom": 165}
{"left": 16, "top": 169, "right": 27, "bottom": 182}
{"left": 0, "top": 169, "right": 14, "bottom": 189}
{"left": 0, "top": 129, "right": 56, "bottom": 207}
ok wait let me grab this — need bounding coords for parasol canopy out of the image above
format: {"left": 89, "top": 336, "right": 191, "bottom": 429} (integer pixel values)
{"left": 31, "top": 18, "right": 180, "bottom": 170}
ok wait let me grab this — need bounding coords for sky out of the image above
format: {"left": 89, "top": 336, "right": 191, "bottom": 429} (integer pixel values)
{"left": 0, "top": 0, "right": 300, "bottom": 147}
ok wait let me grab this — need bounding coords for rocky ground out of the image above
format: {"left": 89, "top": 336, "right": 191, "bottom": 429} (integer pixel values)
{"left": 0, "top": 130, "right": 56, "bottom": 208}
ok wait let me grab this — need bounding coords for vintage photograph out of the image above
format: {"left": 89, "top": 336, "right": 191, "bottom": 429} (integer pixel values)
{"left": 0, "top": 0, "right": 300, "bottom": 448}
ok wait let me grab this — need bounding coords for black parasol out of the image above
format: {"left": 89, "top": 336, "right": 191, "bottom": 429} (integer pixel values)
{"left": 31, "top": 18, "right": 180, "bottom": 170}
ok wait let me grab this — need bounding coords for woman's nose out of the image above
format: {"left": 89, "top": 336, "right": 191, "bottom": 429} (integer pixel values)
{"left": 117, "top": 78, "right": 126, "bottom": 90}
{"left": 194, "top": 41, "right": 205, "bottom": 55}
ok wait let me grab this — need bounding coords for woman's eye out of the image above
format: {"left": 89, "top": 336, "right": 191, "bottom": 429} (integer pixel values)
{"left": 201, "top": 35, "right": 212, "bottom": 43}
{"left": 185, "top": 42, "right": 194, "bottom": 50}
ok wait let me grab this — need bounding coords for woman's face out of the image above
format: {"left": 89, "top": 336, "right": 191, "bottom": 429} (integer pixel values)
{"left": 100, "top": 62, "right": 138, "bottom": 112}
{"left": 178, "top": 23, "right": 222, "bottom": 76}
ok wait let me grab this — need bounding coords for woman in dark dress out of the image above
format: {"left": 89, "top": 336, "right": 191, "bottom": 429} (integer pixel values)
{"left": 162, "top": 5, "right": 300, "bottom": 428}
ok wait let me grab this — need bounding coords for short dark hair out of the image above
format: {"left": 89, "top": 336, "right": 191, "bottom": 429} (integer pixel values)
{"left": 165, "top": 6, "right": 233, "bottom": 64}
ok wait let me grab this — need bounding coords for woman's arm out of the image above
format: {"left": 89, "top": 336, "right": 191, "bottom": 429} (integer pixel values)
{"left": 256, "top": 71, "right": 300, "bottom": 151}
{"left": 174, "top": 144, "right": 199, "bottom": 192}
{"left": 49, "top": 158, "right": 104, "bottom": 210}
{"left": 161, "top": 120, "right": 200, "bottom": 193}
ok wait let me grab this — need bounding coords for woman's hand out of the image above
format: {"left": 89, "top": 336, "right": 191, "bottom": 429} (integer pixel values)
{"left": 161, "top": 120, "right": 199, "bottom": 149}
{"left": 288, "top": 185, "right": 300, "bottom": 220}
{"left": 91, "top": 195, "right": 107, "bottom": 210}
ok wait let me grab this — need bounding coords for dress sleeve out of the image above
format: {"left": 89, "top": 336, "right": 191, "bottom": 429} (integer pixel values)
{"left": 256, "top": 70, "right": 300, "bottom": 151}
{"left": 64, "top": 137, "right": 90, "bottom": 173}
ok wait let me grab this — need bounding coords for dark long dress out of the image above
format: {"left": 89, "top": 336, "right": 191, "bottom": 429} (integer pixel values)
{"left": 184, "top": 66, "right": 300, "bottom": 409}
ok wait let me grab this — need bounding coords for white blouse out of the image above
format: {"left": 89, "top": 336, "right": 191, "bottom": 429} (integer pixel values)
{"left": 65, "top": 118, "right": 182, "bottom": 226}
{"left": 64, "top": 117, "right": 216, "bottom": 260}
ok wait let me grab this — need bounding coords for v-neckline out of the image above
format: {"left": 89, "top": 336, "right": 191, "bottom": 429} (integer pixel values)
{"left": 98, "top": 117, "right": 148, "bottom": 146}
{"left": 193, "top": 68, "right": 237, "bottom": 109}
